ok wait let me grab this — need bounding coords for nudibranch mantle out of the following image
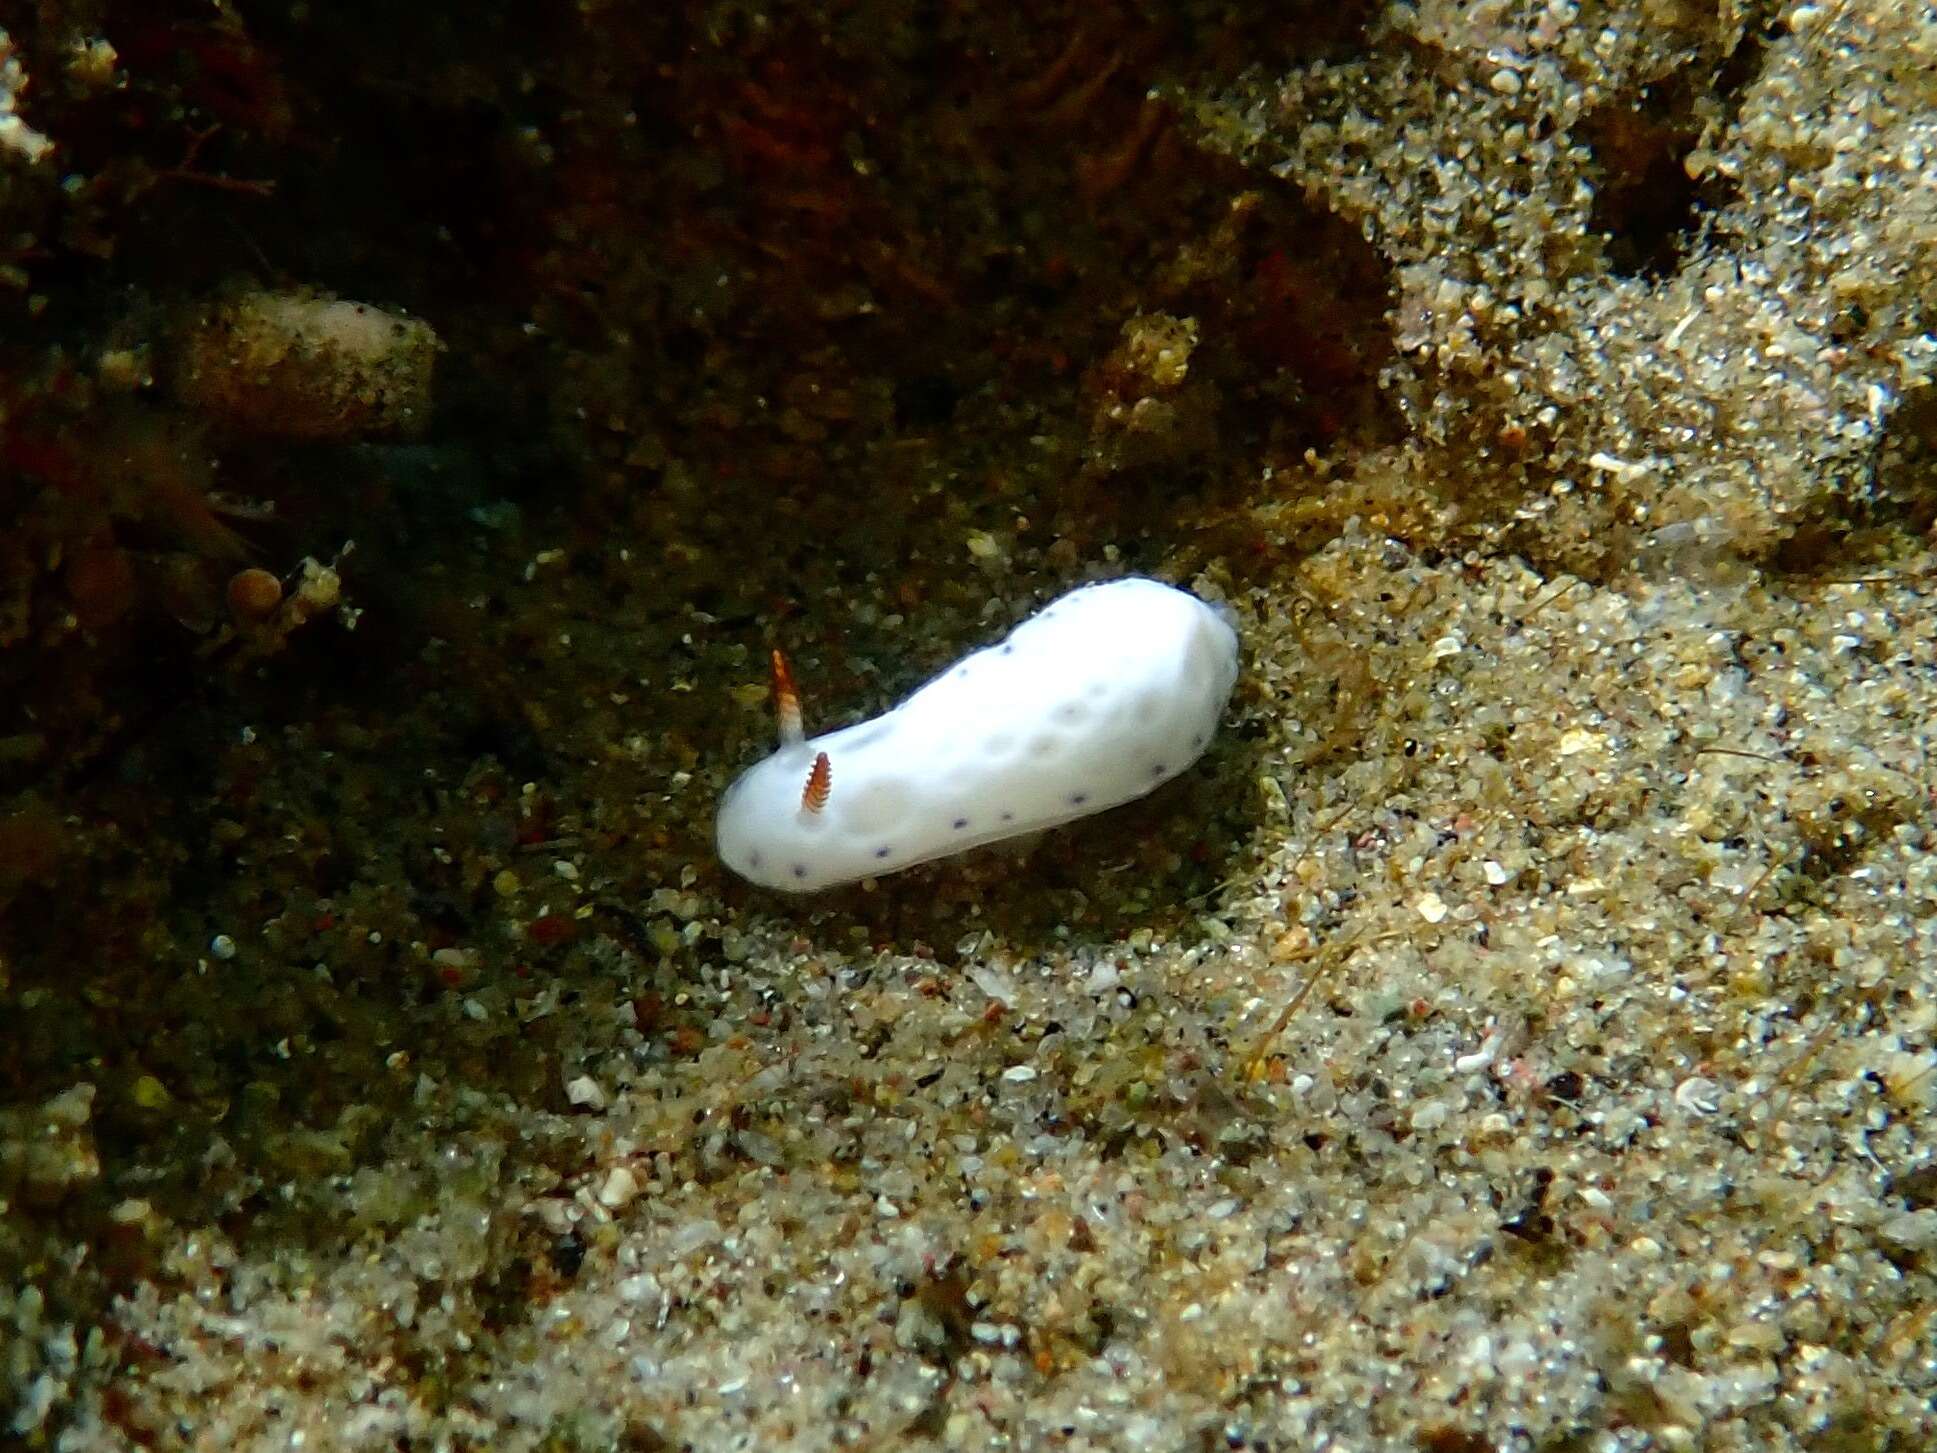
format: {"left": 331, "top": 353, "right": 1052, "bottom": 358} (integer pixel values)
{"left": 716, "top": 576, "right": 1239, "bottom": 893}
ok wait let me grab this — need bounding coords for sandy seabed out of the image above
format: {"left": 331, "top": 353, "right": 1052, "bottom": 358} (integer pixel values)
{"left": 5, "top": 0, "right": 1935, "bottom": 1449}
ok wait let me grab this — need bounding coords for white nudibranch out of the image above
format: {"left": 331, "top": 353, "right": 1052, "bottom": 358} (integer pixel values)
{"left": 716, "top": 577, "right": 1240, "bottom": 892}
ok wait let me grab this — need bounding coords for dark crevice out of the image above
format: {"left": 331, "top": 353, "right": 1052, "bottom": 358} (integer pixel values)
{"left": 1767, "top": 379, "right": 1937, "bottom": 577}
{"left": 1584, "top": 1, "right": 1782, "bottom": 277}
{"left": 1873, "top": 381, "right": 1937, "bottom": 536}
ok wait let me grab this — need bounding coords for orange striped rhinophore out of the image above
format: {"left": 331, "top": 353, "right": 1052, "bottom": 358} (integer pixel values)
{"left": 801, "top": 751, "right": 831, "bottom": 813}
{"left": 771, "top": 648, "right": 804, "bottom": 745}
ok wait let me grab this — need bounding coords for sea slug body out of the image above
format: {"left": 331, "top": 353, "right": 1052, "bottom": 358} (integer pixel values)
{"left": 716, "top": 576, "right": 1240, "bottom": 892}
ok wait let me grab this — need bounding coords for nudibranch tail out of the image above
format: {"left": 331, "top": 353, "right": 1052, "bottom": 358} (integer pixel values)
{"left": 771, "top": 648, "right": 804, "bottom": 745}
{"left": 801, "top": 751, "right": 832, "bottom": 813}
